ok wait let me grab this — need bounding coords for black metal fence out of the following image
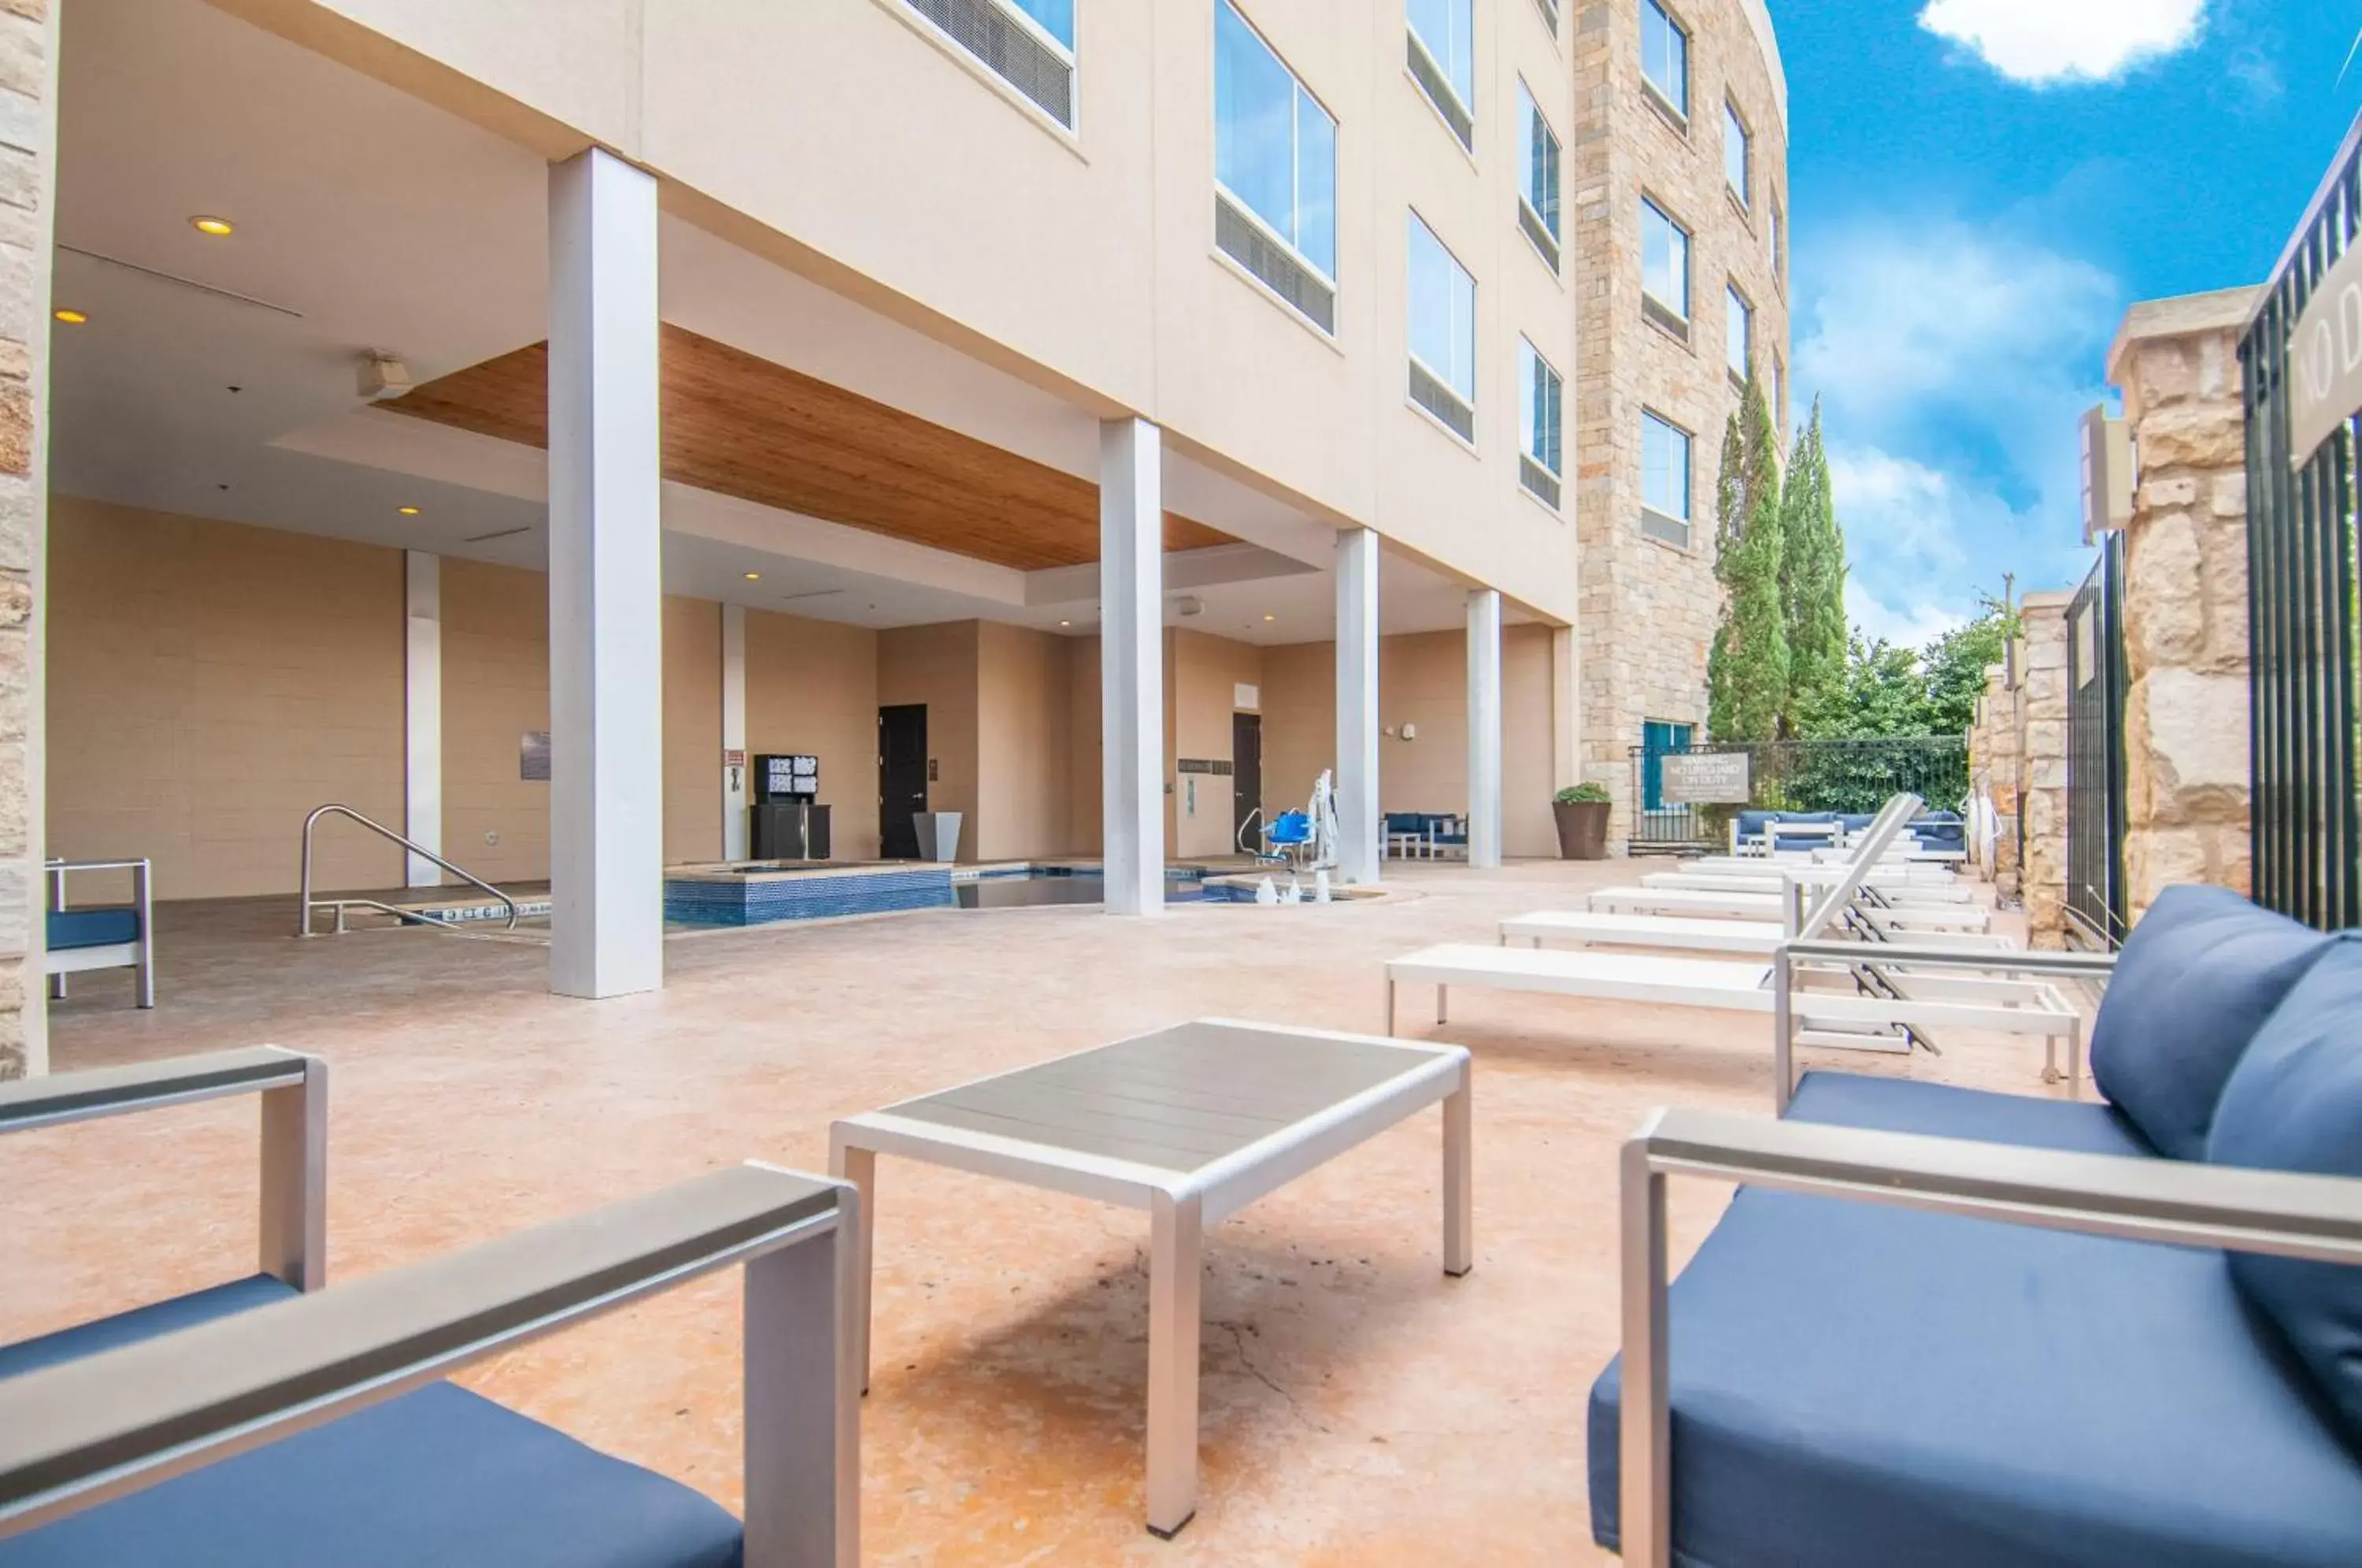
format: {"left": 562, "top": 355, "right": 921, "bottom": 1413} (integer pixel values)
{"left": 2243, "top": 118, "right": 2362, "bottom": 930}
{"left": 1627, "top": 737, "right": 1970, "bottom": 852}
{"left": 2066, "top": 536, "right": 2128, "bottom": 947}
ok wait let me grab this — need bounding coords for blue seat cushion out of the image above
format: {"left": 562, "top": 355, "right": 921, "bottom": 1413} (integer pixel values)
{"left": 46, "top": 906, "right": 139, "bottom": 952}
{"left": 1587, "top": 1189, "right": 2362, "bottom": 1566}
{"left": 1734, "top": 810, "right": 1775, "bottom": 840}
{"left": 0, "top": 1381, "right": 745, "bottom": 1568}
{"left": 0, "top": 1274, "right": 295, "bottom": 1381}
{"left": 2209, "top": 937, "right": 2362, "bottom": 1446}
{"left": 2089, "top": 883, "right": 2336, "bottom": 1160}
{"left": 1786, "top": 1070, "right": 2156, "bottom": 1158}
{"left": 0, "top": 1274, "right": 743, "bottom": 1566}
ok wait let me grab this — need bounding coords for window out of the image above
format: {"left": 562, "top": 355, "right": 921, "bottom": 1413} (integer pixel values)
{"left": 1642, "top": 720, "right": 1694, "bottom": 812}
{"left": 1772, "top": 353, "right": 1786, "bottom": 433}
{"left": 1642, "top": 410, "right": 1691, "bottom": 543}
{"left": 1214, "top": 1, "right": 1338, "bottom": 330}
{"left": 1723, "top": 102, "right": 1750, "bottom": 206}
{"left": 1642, "top": 198, "right": 1690, "bottom": 331}
{"left": 1768, "top": 196, "right": 1784, "bottom": 287}
{"left": 1407, "top": 0, "right": 1475, "bottom": 148}
{"left": 1726, "top": 285, "right": 1752, "bottom": 380}
{"left": 1408, "top": 213, "right": 1476, "bottom": 441}
{"left": 1518, "top": 338, "right": 1564, "bottom": 506}
{"left": 907, "top": 0, "right": 1076, "bottom": 128}
{"left": 1535, "top": 0, "right": 1561, "bottom": 34}
{"left": 1517, "top": 82, "right": 1562, "bottom": 271}
{"left": 1640, "top": 0, "right": 1689, "bottom": 120}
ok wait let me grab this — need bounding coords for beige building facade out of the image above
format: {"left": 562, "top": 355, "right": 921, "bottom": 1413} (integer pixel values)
{"left": 5, "top": 0, "right": 1787, "bottom": 1067}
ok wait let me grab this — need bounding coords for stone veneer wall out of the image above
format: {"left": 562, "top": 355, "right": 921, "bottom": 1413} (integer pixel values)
{"left": 1967, "top": 659, "right": 2020, "bottom": 896}
{"left": 0, "top": 0, "right": 51, "bottom": 1078}
{"left": 1571, "top": 0, "right": 1789, "bottom": 846}
{"left": 2106, "top": 288, "right": 2260, "bottom": 923}
{"left": 2015, "top": 592, "right": 2071, "bottom": 946}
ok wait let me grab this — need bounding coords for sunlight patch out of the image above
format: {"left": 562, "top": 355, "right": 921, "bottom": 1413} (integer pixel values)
{"left": 1919, "top": 0, "right": 2207, "bottom": 85}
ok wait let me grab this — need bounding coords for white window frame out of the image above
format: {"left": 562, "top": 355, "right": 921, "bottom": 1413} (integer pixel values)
{"left": 1407, "top": 0, "right": 1477, "bottom": 140}
{"left": 1407, "top": 209, "right": 1479, "bottom": 435}
{"left": 1516, "top": 80, "right": 1563, "bottom": 256}
{"left": 1212, "top": 0, "right": 1340, "bottom": 297}
{"left": 1723, "top": 100, "right": 1751, "bottom": 209}
{"left": 904, "top": 0, "right": 1080, "bottom": 133}
{"left": 1726, "top": 283, "right": 1752, "bottom": 382}
{"left": 1642, "top": 409, "right": 1694, "bottom": 534}
{"left": 1642, "top": 196, "right": 1691, "bottom": 327}
{"left": 1519, "top": 335, "right": 1564, "bottom": 479}
{"left": 1768, "top": 194, "right": 1784, "bottom": 288}
{"left": 1640, "top": 0, "right": 1690, "bottom": 123}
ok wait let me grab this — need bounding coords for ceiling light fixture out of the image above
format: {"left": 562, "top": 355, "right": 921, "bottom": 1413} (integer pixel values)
{"left": 1263, "top": 613, "right": 1276, "bottom": 623}
{"left": 397, "top": 505, "right": 420, "bottom": 516}
{"left": 190, "top": 216, "right": 235, "bottom": 237}
{"left": 744, "top": 571, "right": 761, "bottom": 582}
{"left": 52, "top": 308, "right": 85, "bottom": 324}
{"left": 1060, "top": 619, "right": 1072, "bottom": 627}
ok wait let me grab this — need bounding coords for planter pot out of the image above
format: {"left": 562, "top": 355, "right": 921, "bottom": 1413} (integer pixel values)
{"left": 912, "top": 811, "right": 964, "bottom": 863}
{"left": 1553, "top": 801, "right": 1610, "bottom": 860}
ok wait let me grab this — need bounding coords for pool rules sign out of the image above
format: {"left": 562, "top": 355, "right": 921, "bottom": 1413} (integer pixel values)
{"left": 2290, "top": 242, "right": 2362, "bottom": 468}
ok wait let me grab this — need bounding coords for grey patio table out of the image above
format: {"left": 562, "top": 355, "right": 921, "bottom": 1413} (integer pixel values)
{"left": 829, "top": 1019, "right": 1472, "bottom": 1539}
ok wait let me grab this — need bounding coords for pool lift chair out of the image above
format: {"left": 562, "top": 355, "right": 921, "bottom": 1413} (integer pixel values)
{"left": 1246, "top": 770, "right": 1342, "bottom": 877}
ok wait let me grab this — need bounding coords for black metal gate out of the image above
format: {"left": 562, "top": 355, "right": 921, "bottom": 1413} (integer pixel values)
{"left": 2066, "top": 535, "right": 2128, "bottom": 947}
{"left": 2243, "top": 118, "right": 2362, "bottom": 930}
{"left": 1625, "top": 737, "right": 1970, "bottom": 853}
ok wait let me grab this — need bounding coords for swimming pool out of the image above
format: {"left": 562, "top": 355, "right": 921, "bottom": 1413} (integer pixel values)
{"left": 953, "top": 867, "right": 1211, "bottom": 908}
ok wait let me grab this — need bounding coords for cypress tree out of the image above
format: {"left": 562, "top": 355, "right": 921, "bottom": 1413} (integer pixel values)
{"left": 1707, "top": 375, "right": 1789, "bottom": 742}
{"left": 1780, "top": 401, "right": 1848, "bottom": 735}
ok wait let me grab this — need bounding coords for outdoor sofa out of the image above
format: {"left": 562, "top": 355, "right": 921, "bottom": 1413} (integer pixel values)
{"left": 43, "top": 856, "right": 154, "bottom": 1008}
{"left": 1588, "top": 883, "right": 2362, "bottom": 1566}
{"left": 0, "top": 1049, "right": 857, "bottom": 1568}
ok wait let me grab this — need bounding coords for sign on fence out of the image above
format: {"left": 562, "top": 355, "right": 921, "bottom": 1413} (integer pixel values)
{"left": 2290, "top": 241, "right": 2362, "bottom": 468}
{"left": 1660, "top": 751, "right": 1751, "bottom": 805}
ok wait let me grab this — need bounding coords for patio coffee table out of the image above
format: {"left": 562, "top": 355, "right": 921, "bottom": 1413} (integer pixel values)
{"left": 829, "top": 1019, "right": 1472, "bottom": 1539}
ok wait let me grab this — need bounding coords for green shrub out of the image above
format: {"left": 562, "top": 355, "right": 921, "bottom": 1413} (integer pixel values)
{"left": 1555, "top": 783, "right": 1612, "bottom": 805}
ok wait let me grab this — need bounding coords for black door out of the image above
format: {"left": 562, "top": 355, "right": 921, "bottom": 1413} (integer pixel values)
{"left": 1232, "top": 712, "right": 1263, "bottom": 854}
{"left": 879, "top": 704, "right": 927, "bottom": 860}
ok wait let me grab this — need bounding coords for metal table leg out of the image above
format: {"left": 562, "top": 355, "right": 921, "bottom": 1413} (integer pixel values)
{"left": 828, "top": 1134, "right": 878, "bottom": 1396}
{"left": 1145, "top": 1188, "right": 1204, "bottom": 1538}
{"left": 1443, "top": 1074, "right": 1473, "bottom": 1278}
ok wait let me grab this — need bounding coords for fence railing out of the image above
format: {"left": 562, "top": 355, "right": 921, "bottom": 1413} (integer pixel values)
{"left": 1626, "top": 737, "right": 1970, "bottom": 852}
{"left": 2243, "top": 111, "right": 2362, "bottom": 930}
{"left": 2066, "top": 535, "right": 2129, "bottom": 948}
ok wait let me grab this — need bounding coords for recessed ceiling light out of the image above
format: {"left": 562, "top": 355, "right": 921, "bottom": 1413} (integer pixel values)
{"left": 744, "top": 571, "right": 761, "bottom": 582}
{"left": 52, "top": 308, "right": 85, "bottom": 324}
{"left": 1060, "top": 619, "right": 1072, "bottom": 627}
{"left": 397, "top": 505, "right": 420, "bottom": 516}
{"left": 191, "top": 216, "right": 235, "bottom": 237}
{"left": 1263, "top": 613, "right": 1277, "bottom": 623}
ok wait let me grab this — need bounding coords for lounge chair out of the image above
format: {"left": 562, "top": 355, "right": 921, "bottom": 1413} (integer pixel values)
{"left": 44, "top": 857, "right": 155, "bottom": 1009}
{"left": 0, "top": 1164, "right": 859, "bottom": 1567}
{"left": 1589, "top": 885, "right": 2362, "bottom": 1566}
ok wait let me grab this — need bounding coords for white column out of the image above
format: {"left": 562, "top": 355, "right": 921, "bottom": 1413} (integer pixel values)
{"left": 1100, "top": 417, "right": 1164, "bottom": 918}
{"left": 1467, "top": 588, "right": 1503, "bottom": 869}
{"left": 546, "top": 147, "right": 665, "bottom": 999}
{"left": 404, "top": 551, "right": 444, "bottom": 886}
{"left": 1335, "top": 527, "right": 1381, "bottom": 884}
{"left": 721, "top": 602, "right": 749, "bottom": 862}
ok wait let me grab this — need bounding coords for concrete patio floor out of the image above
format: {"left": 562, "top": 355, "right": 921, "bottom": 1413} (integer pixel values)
{"left": 2, "top": 857, "right": 2057, "bottom": 1564}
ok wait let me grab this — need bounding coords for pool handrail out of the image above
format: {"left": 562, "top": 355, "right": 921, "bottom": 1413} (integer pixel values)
{"left": 298, "top": 804, "right": 517, "bottom": 936}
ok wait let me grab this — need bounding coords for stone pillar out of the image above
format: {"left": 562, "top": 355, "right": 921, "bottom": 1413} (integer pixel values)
{"left": 721, "top": 602, "right": 749, "bottom": 863}
{"left": 0, "top": 2, "right": 56, "bottom": 1077}
{"left": 2107, "top": 288, "right": 2261, "bottom": 923}
{"left": 1966, "top": 660, "right": 2018, "bottom": 893}
{"left": 547, "top": 147, "right": 666, "bottom": 1000}
{"left": 403, "top": 551, "right": 443, "bottom": 887}
{"left": 1099, "top": 417, "right": 1164, "bottom": 917}
{"left": 2016, "top": 591, "right": 2073, "bottom": 946}
{"left": 1335, "top": 528, "right": 1381, "bottom": 884}
{"left": 1465, "top": 589, "right": 1503, "bottom": 869}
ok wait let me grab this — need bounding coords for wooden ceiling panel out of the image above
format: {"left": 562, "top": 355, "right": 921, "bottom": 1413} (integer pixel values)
{"left": 387, "top": 327, "right": 1232, "bottom": 571}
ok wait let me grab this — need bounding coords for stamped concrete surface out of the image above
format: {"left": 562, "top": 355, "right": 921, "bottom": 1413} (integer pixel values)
{"left": 2, "top": 859, "right": 2057, "bottom": 1564}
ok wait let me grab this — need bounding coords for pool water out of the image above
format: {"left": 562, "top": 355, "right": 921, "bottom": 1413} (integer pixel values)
{"left": 954, "top": 868, "right": 1212, "bottom": 908}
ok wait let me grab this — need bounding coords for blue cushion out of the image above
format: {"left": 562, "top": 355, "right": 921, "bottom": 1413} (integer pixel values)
{"left": 1835, "top": 813, "right": 1877, "bottom": 835}
{"left": 0, "top": 1274, "right": 294, "bottom": 1381}
{"left": 1587, "top": 1189, "right": 2362, "bottom": 1566}
{"left": 1383, "top": 813, "right": 1423, "bottom": 834}
{"left": 2089, "top": 884, "right": 2336, "bottom": 1160}
{"left": 1786, "top": 1070, "right": 2156, "bottom": 1158}
{"left": 46, "top": 906, "right": 139, "bottom": 952}
{"left": 1733, "top": 810, "right": 1774, "bottom": 838}
{"left": 2209, "top": 937, "right": 2362, "bottom": 1446}
{"left": 0, "top": 1381, "right": 744, "bottom": 1568}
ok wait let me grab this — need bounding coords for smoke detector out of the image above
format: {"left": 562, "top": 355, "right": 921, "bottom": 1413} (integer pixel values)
{"left": 1172, "top": 595, "right": 1205, "bottom": 617}
{"left": 357, "top": 352, "right": 413, "bottom": 401}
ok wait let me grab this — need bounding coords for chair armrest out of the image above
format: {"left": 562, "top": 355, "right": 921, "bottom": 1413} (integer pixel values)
{"left": 1613, "top": 1107, "right": 2362, "bottom": 1568}
{"left": 0, "top": 1047, "right": 311, "bottom": 1134}
{"left": 1777, "top": 939, "right": 2117, "bottom": 978}
{"left": 0, "top": 1162, "right": 855, "bottom": 1555}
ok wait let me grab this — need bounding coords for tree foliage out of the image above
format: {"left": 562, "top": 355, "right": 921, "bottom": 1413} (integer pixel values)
{"left": 1707, "top": 375, "right": 1789, "bottom": 742}
{"left": 1779, "top": 401, "right": 1847, "bottom": 735}
{"left": 1792, "top": 595, "right": 2020, "bottom": 741}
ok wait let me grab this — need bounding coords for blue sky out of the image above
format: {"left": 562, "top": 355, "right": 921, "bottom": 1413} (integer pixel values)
{"left": 1778, "top": 0, "right": 2358, "bottom": 647}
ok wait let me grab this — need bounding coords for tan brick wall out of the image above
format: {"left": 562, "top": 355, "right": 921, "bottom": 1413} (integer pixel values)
{"left": 0, "top": 0, "right": 53, "bottom": 1077}
{"left": 2016, "top": 591, "right": 2072, "bottom": 946}
{"left": 1571, "top": 0, "right": 1789, "bottom": 845}
{"left": 2108, "top": 290, "right": 2259, "bottom": 922}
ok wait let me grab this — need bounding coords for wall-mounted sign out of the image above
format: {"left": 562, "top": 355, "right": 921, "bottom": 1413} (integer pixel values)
{"left": 520, "top": 730, "right": 551, "bottom": 782}
{"left": 2290, "top": 242, "right": 2362, "bottom": 468}
{"left": 1660, "top": 751, "right": 1751, "bottom": 805}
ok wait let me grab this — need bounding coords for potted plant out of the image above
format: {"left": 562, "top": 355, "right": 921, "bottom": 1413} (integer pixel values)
{"left": 1553, "top": 782, "right": 1612, "bottom": 860}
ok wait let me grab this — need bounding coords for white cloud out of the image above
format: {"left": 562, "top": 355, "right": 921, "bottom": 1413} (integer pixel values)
{"left": 1919, "top": 0, "right": 2207, "bottom": 84}
{"left": 1827, "top": 442, "right": 2008, "bottom": 648}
